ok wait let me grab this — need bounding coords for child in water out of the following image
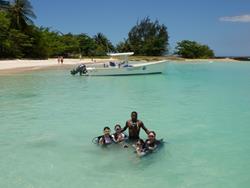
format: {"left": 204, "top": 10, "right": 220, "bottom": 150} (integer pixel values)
{"left": 133, "top": 139, "right": 146, "bottom": 157}
{"left": 98, "top": 127, "right": 113, "bottom": 145}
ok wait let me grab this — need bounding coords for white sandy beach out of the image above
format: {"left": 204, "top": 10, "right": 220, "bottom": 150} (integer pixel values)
{"left": 0, "top": 57, "right": 245, "bottom": 74}
{"left": 0, "top": 58, "right": 112, "bottom": 74}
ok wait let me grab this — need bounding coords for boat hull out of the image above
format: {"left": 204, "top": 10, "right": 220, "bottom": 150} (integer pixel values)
{"left": 84, "top": 61, "right": 167, "bottom": 76}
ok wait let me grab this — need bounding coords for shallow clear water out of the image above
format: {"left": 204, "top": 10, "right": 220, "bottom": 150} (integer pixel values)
{"left": 1, "top": 62, "right": 250, "bottom": 188}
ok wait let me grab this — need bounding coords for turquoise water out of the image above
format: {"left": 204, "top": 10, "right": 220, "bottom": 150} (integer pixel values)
{"left": 1, "top": 62, "right": 250, "bottom": 188}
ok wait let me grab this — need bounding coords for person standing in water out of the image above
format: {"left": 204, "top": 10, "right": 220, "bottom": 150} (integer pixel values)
{"left": 121, "top": 111, "right": 150, "bottom": 141}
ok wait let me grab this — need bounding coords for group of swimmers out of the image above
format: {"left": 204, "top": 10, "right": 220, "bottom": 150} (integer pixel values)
{"left": 96, "top": 111, "right": 162, "bottom": 157}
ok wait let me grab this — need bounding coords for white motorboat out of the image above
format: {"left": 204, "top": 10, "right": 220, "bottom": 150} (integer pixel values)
{"left": 71, "top": 52, "right": 167, "bottom": 76}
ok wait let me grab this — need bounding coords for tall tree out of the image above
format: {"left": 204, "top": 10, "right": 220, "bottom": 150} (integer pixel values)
{"left": 127, "top": 17, "right": 169, "bottom": 56}
{"left": 39, "top": 27, "right": 65, "bottom": 57}
{"left": 6, "top": 28, "right": 32, "bottom": 58}
{"left": 116, "top": 40, "right": 131, "bottom": 53}
{"left": 93, "top": 32, "right": 115, "bottom": 55}
{"left": 22, "top": 25, "right": 49, "bottom": 59}
{"left": 9, "top": 0, "right": 36, "bottom": 30}
{"left": 60, "top": 33, "right": 79, "bottom": 57}
{"left": 77, "top": 33, "right": 96, "bottom": 56}
{"left": 0, "top": 11, "right": 11, "bottom": 58}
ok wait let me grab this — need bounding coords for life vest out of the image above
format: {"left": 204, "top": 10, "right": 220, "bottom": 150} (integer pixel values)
{"left": 98, "top": 135, "right": 113, "bottom": 145}
{"left": 112, "top": 133, "right": 127, "bottom": 141}
{"left": 144, "top": 139, "right": 161, "bottom": 149}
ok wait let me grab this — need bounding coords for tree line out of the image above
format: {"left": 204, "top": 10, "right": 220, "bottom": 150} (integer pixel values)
{"left": 0, "top": 0, "right": 214, "bottom": 59}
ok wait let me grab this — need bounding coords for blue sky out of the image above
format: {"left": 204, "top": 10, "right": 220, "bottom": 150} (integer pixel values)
{"left": 30, "top": 0, "right": 250, "bottom": 56}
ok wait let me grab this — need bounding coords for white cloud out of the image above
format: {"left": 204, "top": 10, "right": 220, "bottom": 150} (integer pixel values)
{"left": 219, "top": 14, "right": 250, "bottom": 23}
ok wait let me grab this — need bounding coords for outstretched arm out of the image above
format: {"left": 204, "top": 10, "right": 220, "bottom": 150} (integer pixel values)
{"left": 140, "top": 121, "right": 149, "bottom": 134}
{"left": 121, "top": 121, "right": 129, "bottom": 133}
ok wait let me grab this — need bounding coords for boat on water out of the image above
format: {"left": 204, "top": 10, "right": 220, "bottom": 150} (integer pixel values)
{"left": 70, "top": 52, "right": 167, "bottom": 76}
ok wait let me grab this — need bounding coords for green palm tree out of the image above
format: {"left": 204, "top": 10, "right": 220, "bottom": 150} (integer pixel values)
{"left": 9, "top": 0, "right": 36, "bottom": 30}
{"left": 94, "top": 32, "right": 115, "bottom": 53}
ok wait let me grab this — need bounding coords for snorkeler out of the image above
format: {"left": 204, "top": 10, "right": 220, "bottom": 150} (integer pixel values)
{"left": 98, "top": 127, "right": 114, "bottom": 145}
{"left": 144, "top": 131, "right": 161, "bottom": 151}
{"left": 112, "top": 124, "right": 126, "bottom": 143}
{"left": 133, "top": 139, "right": 147, "bottom": 157}
{"left": 121, "top": 111, "right": 150, "bottom": 140}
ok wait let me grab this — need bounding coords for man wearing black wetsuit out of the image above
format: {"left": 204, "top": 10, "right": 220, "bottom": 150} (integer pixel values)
{"left": 121, "top": 111, "right": 150, "bottom": 140}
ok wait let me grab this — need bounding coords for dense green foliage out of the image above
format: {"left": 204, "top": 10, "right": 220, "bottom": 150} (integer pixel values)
{"left": 175, "top": 40, "right": 214, "bottom": 58}
{"left": 94, "top": 33, "right": 115, "bottom": 55}
{"left": 0, "top": 0, "right": 42, "bottom": 58}
{"left": 117, "top": 17, "right": 169, "bottom": 56}
{"left": 9, "top": 0, "right": 36, "bottom": 30}
{"left": 0, "top": 0, "right": 115, "bottom": 59}
{"left": 0, "top": 0, "right": 215, "bottom": 59}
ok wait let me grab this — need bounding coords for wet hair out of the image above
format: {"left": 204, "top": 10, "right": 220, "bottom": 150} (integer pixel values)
{"left": 148, "top": 131, "right": 156, "bottom": 137}
{"left": 136, "top": 138, "right": 145, "bottom": 147}
{"left": 137, "top": 138, "right": 145, "bottom": 145}
{"left": 114, "top": 124, "right": 121, "bottom": 130}
{"left": 131, "top": 111, "right": 137, "bottom": 116}
{"left": 103, "top": 126, "right": 111, "bottom": 131}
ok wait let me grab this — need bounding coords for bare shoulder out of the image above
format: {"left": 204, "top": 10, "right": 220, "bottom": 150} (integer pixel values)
{"left": 125, "top": 120, "right": 130, "bottom": 127}
{"left": 138, "top": 120, "right": 144, "bottom": 125}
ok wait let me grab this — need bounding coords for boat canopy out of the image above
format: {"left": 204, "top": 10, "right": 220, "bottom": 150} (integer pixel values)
{"left": 107, "top": 52, "right": 134, "bottom": 64}
{"left": 107, "top": 52, "right": 134, "bottom": 56}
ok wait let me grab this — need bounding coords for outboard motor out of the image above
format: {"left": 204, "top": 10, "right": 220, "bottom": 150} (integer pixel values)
{"left": 70, "top": 64, "right": 87, "bottom": 75}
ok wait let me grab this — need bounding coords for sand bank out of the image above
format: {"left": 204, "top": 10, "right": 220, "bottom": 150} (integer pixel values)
{"left": 0, "top": 58, "right": 111, "bottom": 74}
{"left": 0, "top": 57, "right": 246, "bottom": 75}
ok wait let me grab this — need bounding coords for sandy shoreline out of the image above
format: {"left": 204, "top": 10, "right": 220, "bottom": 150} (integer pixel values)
{"left": 0, "top": 58, "right": 110, "bottom": 74}
{"left": 181, "top": 58, "right": 240, "bottom": 62}
{"left": 0, "top": 58, "right": 246, "bottom": 74}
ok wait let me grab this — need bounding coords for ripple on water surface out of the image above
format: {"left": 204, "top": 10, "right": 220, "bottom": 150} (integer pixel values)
{"left": 0, "top": 62, "right": 250, "bottom": 188}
